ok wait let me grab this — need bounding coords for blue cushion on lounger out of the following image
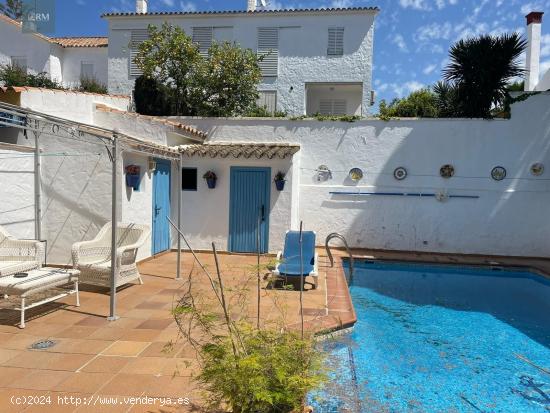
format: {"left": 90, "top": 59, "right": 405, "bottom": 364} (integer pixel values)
{"left": 277, "top": 231, "right": 316, "bottom": 276}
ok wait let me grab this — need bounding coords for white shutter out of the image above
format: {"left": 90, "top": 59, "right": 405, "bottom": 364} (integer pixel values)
{"left": 192, "top": 27, "right": 213, "bottom": 56}
{"left": 257, "top": 91, "right": 277, "bottom": 114}
{"left": 327, "top": 27, "right": 344, "bottom": 56}
{"left": 319, "top": 99, "right": 347, "bottom": 115}
{"left": 81, "top": 62, "right": 94, "bottom": 79}
{"left": 257, "top": 27, "right": 279, "bottom": 77}
{"left": 129, "top": 29, "right": 149, "bottom": 77}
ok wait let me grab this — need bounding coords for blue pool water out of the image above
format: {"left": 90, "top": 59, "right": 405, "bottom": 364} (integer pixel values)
{"left": 309, "top": 261, "right": 550, "bottom": 412}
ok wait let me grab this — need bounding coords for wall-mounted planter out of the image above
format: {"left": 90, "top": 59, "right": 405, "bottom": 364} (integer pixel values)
{"left": 206, "top": 178, "right": 217, "bottom": 189}
{"left": 125, "top": 165, "right": 141, "bottom": 191}
{"left": 126, "top": 174, "right": 140, "bottom": 191}
{"left": 275, "top": 179, "right": 286, "bottom": 191}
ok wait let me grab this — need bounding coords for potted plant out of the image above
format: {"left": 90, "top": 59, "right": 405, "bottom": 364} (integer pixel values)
{"left": 274, "top": 171, "right": 286, "bottom": 191}
{"left": 203, "top": 171, "right": 217, "bottom": 189}
{"left": 125, "top": 165, "right": 141, "bottom": 191}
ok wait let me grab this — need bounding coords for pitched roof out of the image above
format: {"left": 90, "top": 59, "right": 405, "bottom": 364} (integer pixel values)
{"left": 95, "top": 104, "right": 207, "bottom": 141}
{"left": 102, "top": 6, "right": 379, "bottom": 18}
{"left": 51, "top": 37, "right": 108, "bottom": 48}
{"left": 179, "top": 142, "right": 300, "bottom": 159}
{"left": 0, "top": 14, "right": 106, "bottom": 48}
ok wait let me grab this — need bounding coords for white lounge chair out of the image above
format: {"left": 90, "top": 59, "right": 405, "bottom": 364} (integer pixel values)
{"left": 72, "top": 222, "right": 150, "bottom": 288}
{"left": 0, "top": 225, "right": 44, "bottom": 277}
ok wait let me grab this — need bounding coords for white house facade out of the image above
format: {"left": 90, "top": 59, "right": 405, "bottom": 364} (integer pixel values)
{"left": 102, "top": 3, "right": 378, "bottom": 116}
{"left": 0, "top": 14, "right": 108, "bottom": 89}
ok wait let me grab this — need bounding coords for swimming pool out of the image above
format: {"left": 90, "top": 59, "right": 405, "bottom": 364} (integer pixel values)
{"left": 309, "top": 260, "right": 550, "bottom": 412}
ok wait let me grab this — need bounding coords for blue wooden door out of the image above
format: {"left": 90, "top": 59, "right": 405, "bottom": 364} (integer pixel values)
{"left": 229, "top": 167, "right": 271, "bottom": 253}
{"left": 152, "top": 159, "right": 171, "bottom": 255}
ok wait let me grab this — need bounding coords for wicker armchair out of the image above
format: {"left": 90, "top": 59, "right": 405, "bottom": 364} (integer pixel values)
{"left": 72, "top": 222, "right": 150, "bottom": 288}
{"left": 0, "top": 226, "right": 44, "bottom": 277}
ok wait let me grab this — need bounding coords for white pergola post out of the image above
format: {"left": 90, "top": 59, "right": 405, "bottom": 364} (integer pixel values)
{"left": 33, "top": 130, "right": 42, "bottom": 241}
{"left": 176, "top": 152, "right": 182, "bottom": 279}
{"left": 108, "top": 136, "right": 119, "bottom": 321}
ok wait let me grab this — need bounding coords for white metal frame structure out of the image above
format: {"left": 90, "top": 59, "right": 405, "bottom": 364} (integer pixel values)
{"left": 0, "top": 101, "right": 188, "bottom": 321}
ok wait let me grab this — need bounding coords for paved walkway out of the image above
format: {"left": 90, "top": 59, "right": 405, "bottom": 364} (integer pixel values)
{"left": 0, "top": 251, "right": 346, "bottom": 412}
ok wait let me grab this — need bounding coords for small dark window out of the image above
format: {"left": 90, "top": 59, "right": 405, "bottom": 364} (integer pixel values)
{"left": 182, "top": 168, "right": 197, "bottom": 191}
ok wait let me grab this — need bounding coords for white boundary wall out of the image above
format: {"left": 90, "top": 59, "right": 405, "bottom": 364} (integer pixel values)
{"left": 174, "top": 93, "right": 550, "bottom": 258}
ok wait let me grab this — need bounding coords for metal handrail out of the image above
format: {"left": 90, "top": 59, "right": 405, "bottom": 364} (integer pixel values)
{"left": 325, "top": 232, "right": 354, "bottom": 277}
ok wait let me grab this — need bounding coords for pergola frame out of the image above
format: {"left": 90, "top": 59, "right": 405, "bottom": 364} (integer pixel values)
{"left": 0, "top": 101, "right": 185, "bottom": 320}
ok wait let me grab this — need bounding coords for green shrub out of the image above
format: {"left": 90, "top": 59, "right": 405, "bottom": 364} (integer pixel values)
{"left": 246, "top": 104, "right": 288, "bottom": 118}
{"left": 196, "top": 323, "right": 324, "bottom": 413}
{"left": 133, "top": 75, "right": 174, "bottom": 116}
{"left": 0, "top": 64, "right": 64, "bottom": 89}
{"left": 78, "top": 76, "right": 108, "bottom": 94}
{"left": 379, "top": 88, "right": 438, "bottom": 118}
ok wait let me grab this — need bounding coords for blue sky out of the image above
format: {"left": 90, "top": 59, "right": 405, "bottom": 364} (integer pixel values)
{"left": 53, "top": 0, "right": 550, "bottom": 103}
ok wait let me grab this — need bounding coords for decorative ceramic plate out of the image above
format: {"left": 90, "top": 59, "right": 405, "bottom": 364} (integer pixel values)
{"left": 491, "top": 166, "right": 506, "bottom": 181}
{"left": 440, "top": 164, "right": 455, "bottom": 178}
{"left": 531, "top": 163, "right": 544, "bottom": 176}
{"left": 349, "top": 168, "right": 364, "bottom": 181}
{"left": 393, "top": 167, "right": 407, "bottom": 180}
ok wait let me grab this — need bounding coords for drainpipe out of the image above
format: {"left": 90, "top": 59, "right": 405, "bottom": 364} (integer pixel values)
{"left": 525, "top": 11, "right": 544, "bottom": 91}
{"left": 176, "top": 153, "right": 182, "bottom": 279}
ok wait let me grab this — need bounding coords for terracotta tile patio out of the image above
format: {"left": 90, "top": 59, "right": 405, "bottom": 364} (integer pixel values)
{"left": 0, "top": 250, "right": 352, "bottom": 412}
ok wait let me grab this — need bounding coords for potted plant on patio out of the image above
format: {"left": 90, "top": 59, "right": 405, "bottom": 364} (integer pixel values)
{"left": 274, "top": 171, "right": 286, "bottom": 191}
{"left": 125, "top": 165, "right": 141, "bottom": 191}
{"left": 203, "top": 170, "right": 217, "bottom": 189}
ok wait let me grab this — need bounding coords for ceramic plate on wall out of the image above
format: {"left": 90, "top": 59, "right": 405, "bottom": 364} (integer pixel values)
{"left": 491, "top": 166, "right": 506, "bottom": 181}
{"left": 440, "top": 164, "right": 455, "bottom": 178}
{"left": 393, "top": 167, "right": 407, "bottom": 180}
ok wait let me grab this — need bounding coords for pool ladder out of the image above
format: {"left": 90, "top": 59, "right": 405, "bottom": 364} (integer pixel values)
{"left": 325, "top": 232, "right": 354, "bottom": 277}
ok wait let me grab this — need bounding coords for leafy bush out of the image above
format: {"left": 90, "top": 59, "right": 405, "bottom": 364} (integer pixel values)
{"left": 134, "top": 23, "right": 263, "bottom": 117}
{"left": 197, "top": 323, "right": 324, "bottom": 413}
{"left": 0, "top": 64, "right": 65, "bottom": 89}
{"left": 78, "top": 76, "right": 107, "bottom": 94}
{"left": 379, "top": 88, "right": 438, "bottom": 118}
{"left": 133, "top": 75, "right": 174, "bottom": 116}
{"left": 246, "top": 104, "right": 288, "bottom": 118}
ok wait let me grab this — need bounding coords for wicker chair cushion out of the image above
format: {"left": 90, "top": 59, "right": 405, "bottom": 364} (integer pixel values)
{"left": 0, "top": 261, "right": 41, "bottom": 277}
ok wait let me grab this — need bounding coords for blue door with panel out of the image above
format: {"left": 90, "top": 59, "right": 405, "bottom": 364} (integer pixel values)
{"left": 229, "top": 167, "right": 271, "bottom": 253}
{"left": 152, "top": 159, "right": 171, "bottom": 255}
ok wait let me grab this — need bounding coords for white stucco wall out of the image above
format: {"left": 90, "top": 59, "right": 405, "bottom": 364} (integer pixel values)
{"left": 537, "top": 69, "right": 550, "bottom": 91}
{"left": 0, "top": 19, "right": 55, "bottom": 77}
{"left": 173, "top": 93, "right": 550, "bottom": 258}
{"left": 62, "top": 48, "right": 108, "bottom": 89}
{"left": 0, "top": 146, "right": 35, "bottom": 238}
{"left": 105, "top": 10, "right": 376, "bottom": 116}
{"left": 170, "top": 155, "right": 296, "bottom": 253}
{"left": 18, "top": 89, "right": 130, "bottom": 124}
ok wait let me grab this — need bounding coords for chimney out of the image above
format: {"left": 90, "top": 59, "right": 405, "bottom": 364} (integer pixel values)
{"left": 525, "top": 11, "right": 544, "bottom": 91}
{"left": 136, "top": 0, "right": 148, "bottom": 14}
{"left": 247, "top": 0, "right": 257, "bottom": 12}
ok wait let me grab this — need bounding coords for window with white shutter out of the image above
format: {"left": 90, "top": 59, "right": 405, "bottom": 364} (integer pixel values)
{"left": 327, "top": 27, "right": 344, "bottom": 56}
{"left": 257, "top": 27, "right": 279, "bottom": 77}
{"left": 129, "top": 29, "right": 149, "bottom": 78}
{"left": 80, "top": 62, "right": 94, "bottom": 79}
{"left": 319, "top": 99, "right": 347, "bottom": 115}
{"left": 192, "top": 27, "right": 213, "bottom": 56}
{"left": 257, "top": 91, "right": 277, "bottom": 114}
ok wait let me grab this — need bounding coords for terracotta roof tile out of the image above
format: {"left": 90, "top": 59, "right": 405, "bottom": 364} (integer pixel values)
{"left": 51, "top": 37, "right": 108, "bottom": 48}
{"left": 95, "top": 104, "right": 207, "bottom": 140}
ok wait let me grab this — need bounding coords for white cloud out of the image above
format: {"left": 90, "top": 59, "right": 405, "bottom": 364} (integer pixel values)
{"left": 415, "top": 22, "right": 453, "bottom": 42}
{"left": 179, "top": 1, "right": 196, "bottom": 11}
{"left": 541, "top": 34, "right": 550, "bottom": 58}
{"left": 540, "top": 60, "right": 550, "bottom": 80}
{"left": 423, "top": 63, "right": 438, "bottom": 75}
{"left": 331, "top": 0, "right": 354, "bottom": 7}
{"left": 161, "top": 0, "right": 175, "bottom": 6}
{"left": 521, "top": 2, "right": 545, "bottom": 15}
{"left": 391, "top": 34, "right": 409, "bottom": 52}
{"left": 399, "top": 0, "right": 430, "bottom": 10}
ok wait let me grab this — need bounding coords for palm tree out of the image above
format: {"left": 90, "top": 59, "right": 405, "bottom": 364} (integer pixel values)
{"left": 443, "top": 33, "right": 526, "bottom": 118}
{"left": 0, "top": 0, "right": 23, "bottom": 20}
